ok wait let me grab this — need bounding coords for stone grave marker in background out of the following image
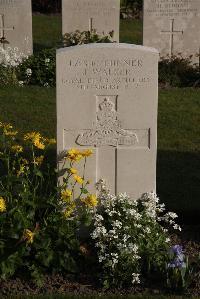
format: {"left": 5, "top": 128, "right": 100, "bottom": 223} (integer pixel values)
{"left": 0, "top": 0, "right": 32, "bottom": 55}
{"left": 62, "top": 0, "right": 120, "bottom": 42}
{"left": 57, "top": 43, "right": 159, "bottom": 199}
{"left": 143, "top": 0, "right": 200, "bottom": 63}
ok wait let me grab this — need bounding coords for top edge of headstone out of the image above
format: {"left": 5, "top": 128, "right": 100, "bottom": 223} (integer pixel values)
{"left": 56, "top": 43, "right": 159, "bottom": 55}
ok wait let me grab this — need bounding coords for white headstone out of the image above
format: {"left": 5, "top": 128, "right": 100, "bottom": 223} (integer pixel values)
{"left": 143, "top": 0, "right": 200, "bottom": 63}
{"left": 57, "top": 43, "right": 159, "bottom": 199}
{"left": 0, "top": 0, "right": 32, "bottom": 55}
{"left": 62, "top": 0, "right": 120, "bottom": 42}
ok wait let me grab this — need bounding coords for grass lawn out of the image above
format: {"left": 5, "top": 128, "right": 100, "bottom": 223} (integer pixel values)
{"left": 0, "top": 86, "right": 56, "bottom": 138}
{"left": 120, "top": 19, "right": 143, "bottom": 44}
{"left": 33, "top": 15, "right": 62, "bottom": 51}
{"left": 157, "top": 88, "right": 200, "bottom": 221}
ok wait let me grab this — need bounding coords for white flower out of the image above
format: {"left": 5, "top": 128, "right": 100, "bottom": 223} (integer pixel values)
{"left": 132, "top": 273, "right": 140, "bottom": 284}
{"left": 44, "top": 82, "right": 49, "bottom": 87}
{"left": 18, "top": 81, "right": 24, "bottom": 87}
{"left": 166, "top": 212, "right": 178, "bottom": 219}
{"left": 94, "top": 214, "right": 104, "bottom": 222}
{"left": 135, "top": 223, "right": 142, "bottom": 228}
{"left": 45, "top": 58, "right": 50, "bottom": 64}
{"left": 144, "top": 227, "right": 151, "bottom": 234}
{"left": 173, "top": 224, "right": 182, "bottom": 231}
{"left": 91, "top": 225, "right": 107, "bottom": 239}
{"left": 112, "top": 220, "right": 122, "bottom": 229}
{"left": 0, "top": 47, "right": 26, "bottom": 67}
{"left": 165, "top": 238, "right": 171, "bottom": 243}
{"left": 26, "top": 68, "right": 32, "bottom": 76}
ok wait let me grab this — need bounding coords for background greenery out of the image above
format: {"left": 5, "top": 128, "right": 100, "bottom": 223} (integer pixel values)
{"left": 32, "top": 0, "right": 142, "bottom": 14}
{"left": 1, "top": 15, "right": 199, "bottom": 223}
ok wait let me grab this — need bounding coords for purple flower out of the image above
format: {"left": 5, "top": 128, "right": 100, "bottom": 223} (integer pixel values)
{"left": 168, "top": 245, "right": 186, "bottom": 269}
{"left": 168, "top": 259, "right": 186, "bottom": 269}
{"left": 171, "top": 245, "right": 183, "bottom": 255}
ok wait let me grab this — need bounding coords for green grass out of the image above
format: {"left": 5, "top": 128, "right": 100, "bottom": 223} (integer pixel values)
{"left": 32, "top": 15, "right": 143, "bottom": 51}
{"left": 157, "top": 88, "right": 200, "bottom": 220}
{"left": 158, "top": 88, "right": 200, "bottom": 153}
{"left": 0, "top": 87, "right": 199, "bottom": 220}
{"left": 33, "top": 15, "right": 62, "bottom": 51}
{"left": 0, "top": 86, "right": 56, "bottom": 138}
{"left": 120, "top": 19, "right": 143, "bottom": 44}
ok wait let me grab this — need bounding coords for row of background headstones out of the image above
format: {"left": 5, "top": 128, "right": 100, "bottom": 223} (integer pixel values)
{"left": 0, "top": 0, "right": 199, "bottom": 63}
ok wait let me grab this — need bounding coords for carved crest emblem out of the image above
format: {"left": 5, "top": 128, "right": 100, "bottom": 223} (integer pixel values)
{"left": 76, "top": 96, "right": 138, "bottom": 147}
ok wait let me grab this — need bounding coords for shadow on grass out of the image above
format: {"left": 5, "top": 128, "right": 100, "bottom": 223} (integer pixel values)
{"left": 157, "top": 150, "right": 200, "bottom": 224}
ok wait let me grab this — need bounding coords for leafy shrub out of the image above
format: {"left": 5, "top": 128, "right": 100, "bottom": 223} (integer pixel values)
{"left": 90, "top": 180, "right": 182, "bottom": 289}
{"left": 121, "top": 0, "right": 143, "bottom": 11}
{"left": 0, "top": 121, "right": 96, "bottom": 284}
{"left": 32, "top": 0, "right": 61, "bottom": 14}
{"left": 18, "top": 48, "right": 56, "bottom": 87}
{"left": 159, "top": 55, "right": 200, "bottom": 88}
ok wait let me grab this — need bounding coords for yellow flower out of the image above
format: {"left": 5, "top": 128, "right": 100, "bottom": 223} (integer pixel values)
{"left": 4, "top": 130, "right": 18, "bottom": 136}
{"left": 61, "top": 189, "right": 72, "bottom": 202}
{"left": 0, "top": 122, "right": 18, "bottom": 137}
{"left": 11, "top": 145, "right": 23, "bottom": 153}
{"left": 34, "top": 139, "right": 45, "bottom": 150}
{"left": 63, "top": 202, "right": 76, "bottom": 219}
{"left": 21, "top": 158, "right": 29, "bottom": 165}
{"left": 69, "top": 168, "right": 78, "bottom": 175}
{"left": 47, "top": 138, "right": 56, "bottom": 145}
{"left": 66, "top": 148, "right": 83, "bottom": 162}
{"left": 33, "top": 155, "right": 44, "bottom": 166}
{"left": 17, "top": 164, "right": 25, "bottom": 177}
{"left": 23, "top": 229, "right": 35, "bottom": 244}
{"left": 81, "top": 194, "right": 98, "bottom": 208}
{"left": 0, "top": 122, "right": 12, "bottom": 130}
{"left": 82, "top": 149, "right": 93, "bottom": 157}
{"left": 0, "top": 197, "right": 6, "bottom": 212}
{"left": 24, "top": 132, "right": 40, "bottom": 141}
{"left": 73, "top": 174, "right": 84, "bottom": 185}
{"left": 24, "top": 132, "right": 45, "bottom": 150}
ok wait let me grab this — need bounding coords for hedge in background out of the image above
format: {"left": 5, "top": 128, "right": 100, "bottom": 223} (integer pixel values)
{"left": 32, "top": 0, "right": 61, "bottom": 14}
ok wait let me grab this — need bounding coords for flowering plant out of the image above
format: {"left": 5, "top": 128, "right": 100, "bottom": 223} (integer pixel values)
{"left": 0, "top": 121, "right": 96, "bottom": 284}
{"left": 167, "top": 245, "right": 189, "bottom": 291}
{"left": 0, "top": 47, "right": 27, "bottom": 85}
{"left": 18, "top": 48, "right": 56, "bottom": 87}
{"left": 58, "top": 147, "right": 98, "bottom": 221}
{"left": 61, "top": 29, "right": 114, "bottom": 47}
{"left": 91, "top": 180, "right": 182, "bottom": 289}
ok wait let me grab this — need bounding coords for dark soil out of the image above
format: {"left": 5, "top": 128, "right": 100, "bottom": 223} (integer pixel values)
{"left": 0, "top": 227, "right": 200, "bottom": 298}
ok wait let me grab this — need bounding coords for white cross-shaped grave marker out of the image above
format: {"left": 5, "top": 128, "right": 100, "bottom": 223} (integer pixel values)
{"left": 64, "top": 95, "right": 150, "bottom": 194}
{"left": 0, "top": 14, "right": 14, "bottom": 49}
{"left": 160, "top": 19, "right": 183, "bottom": 57}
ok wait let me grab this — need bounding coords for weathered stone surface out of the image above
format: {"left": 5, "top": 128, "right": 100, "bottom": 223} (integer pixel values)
{"left": 62, "top": 0, "right": 120, "bottom": 42}
{"left": 0, "top": 0, "right": 32, "bottom": 55}
{"left": 57, "top": 43, "right": 159, "bottom": 199}
{"left": 143, "top": 0, "right": 200, "bottom": 63}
